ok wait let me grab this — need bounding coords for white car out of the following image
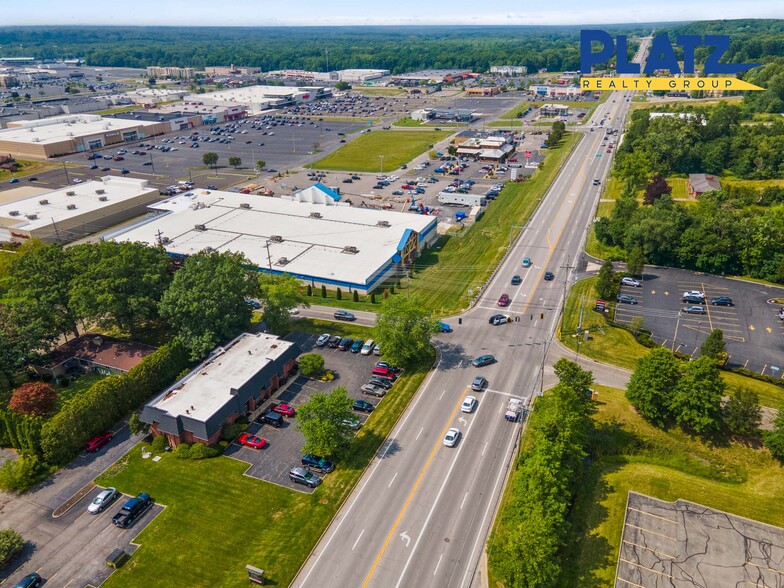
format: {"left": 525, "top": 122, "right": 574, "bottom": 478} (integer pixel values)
{"left": 443, "top": 428, "right": 461, "bottom": 447}
{"left": 461, "top": 396, "right": 477, "bottom": 413}
{"left": 621, "top": 277, "right": 641, "bottom": 287}
{"left": 288, "top": 307, "right": 300, "bottom": 315}
{"left": 73, "top": 178, "right": 82, "bottom": 184}
{"left": 682, "top": 290, "right": 705, "bottom": 299}
{"left": 316, "top": 333, "right": 330, "bottom": 347}
{"left": 88, "top": 487, "right": 118, "bottom": 514}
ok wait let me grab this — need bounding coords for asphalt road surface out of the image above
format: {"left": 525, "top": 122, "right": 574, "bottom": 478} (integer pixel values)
{"left": 292, "top": 41, "right": 646, "bottom": 587}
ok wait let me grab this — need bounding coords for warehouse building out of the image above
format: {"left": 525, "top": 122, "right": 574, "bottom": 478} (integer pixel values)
{"left": 490, "top": 65, "right": 528, "bottom": 75}
{"left": 0, "top": 176, "right": 160, "bottom": 244}
{"left": 183, "top": 85, "right": 331, "bottom": 115}
{"left": 411, "top": 108, "right": 478, "bottom": 123}
{"left": 540, "top": 103, "right": 570, "bottom": 116}
{"left": 107, "top": 184, "right": 438, "bottom": 293}
{"left": 0, "top": 114, "right": 165, "bottom": 159}
{"left": 123, "top": 88, "right": 189, "bottom": 106}
{"left": 146, "top": 66, "right": 195, "bottom": 80}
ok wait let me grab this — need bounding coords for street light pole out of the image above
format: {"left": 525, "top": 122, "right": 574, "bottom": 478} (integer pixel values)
{"left": 671, "top": 310, "right": 683, "bottom": 352}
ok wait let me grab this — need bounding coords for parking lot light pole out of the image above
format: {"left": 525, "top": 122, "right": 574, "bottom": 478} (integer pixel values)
{"left": 671, "top": 310, "right": 683, "bottom": 352}
{"left": 379, "top": 155, "right": 384, "bottom": 175}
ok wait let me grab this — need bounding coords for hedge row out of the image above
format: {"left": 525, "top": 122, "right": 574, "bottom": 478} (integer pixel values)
{"left": 0, "top": 410, "right": 43, "bottom": 457}
{"left": 40, "top": 340, "right": 191, "bottom": 465}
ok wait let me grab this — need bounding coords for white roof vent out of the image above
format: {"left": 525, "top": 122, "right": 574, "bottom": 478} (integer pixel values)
{"left": 66, "top": 204, "right": 77, "bottom": 210}
{"left": 342, "top": 246, "right": 359, "bottom": 254}
{"left": 26, "top": 213, "right": 38, "bottom": 220}
{"left": 98, "top": 196, "right": 108, "bottom": 201}
{"left": 38, "top": 199, "right": 50, "bottom": 205}
{"left": 194, "top": 224, "right": 207, "bottom": 231}
{"left": 376, "top": 220, "right": 391, "bottom": 227}
{"left": 239, "top": 203, "right": 251, "bottom": 209}
{"left": 309, "top": 211, "right": 322, "bottom": 219}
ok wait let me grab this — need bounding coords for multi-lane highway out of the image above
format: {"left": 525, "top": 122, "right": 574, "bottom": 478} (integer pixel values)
{"left": 293, "top": 43, "right": 647, "bottom": 588}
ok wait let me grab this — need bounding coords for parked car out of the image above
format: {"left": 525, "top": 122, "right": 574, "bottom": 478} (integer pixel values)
{"left": 371, "top": 366, "right": 397, "bottom": 380}
{"left": 86, "top": 431, "right": 113, "bottom": 452}
{"left": 259, "top": 411, "right": 283, "bottom": 428}
{"left": 328, "top": 335, "right": 342, "bottom": 348}
{"left": 342, "top": 417, "right": 361, "bottom": 430}
{"left": 237, "top": 433, "right": 267, "bottom": 449}
{"left": 489, "top": 314, "right": 511, "bottom": 326}
{"left": 272, "top": 403, "right": 296, "bottom": 417}
{"left": 353, "top": 399, "right": 375, "bottom": 413}
{"left": 361, "top": 383, "right": 386, "bottom": 397}
{"left": 462, "top": 396, "right": 477, "bottom": 413}
{"left": 374, "top": 362, "right": 400, "bottom": 373}
{"left": 87, "top": 487, "right": 118, "bottom": 514}
{"left": 710, "top": 297, "right": 734, "bottom": 306}
{"left": 316, "top": 333, "right": 331, "bottom": 347}
{"left": 112, "top": 493, "right": 152, "bottom": 528}
{"left": 682, "top": 291, "right": 705, "bottom": 300}
{"left": 302, "top": 454, "right": 335, "bottom": 473}
{"left": 497, "top": 293, "right": 511, "bottom": 307}
{"left": 443, "top": 428, "right": 461, "bottom": 447}
{"left": 244, "top": 297, "right": 261, "bottom": 309}
{"left": 472, "top": 354, "right": 496, "bottom": 367}
{"left": 12, "top": 573, "right": 42, "bottom": 588}
{"left": 471, "top": 375, "right": 487, "bottom": 391}
{"left": 621, "top": 277, "right": 641, "bottom": 287}
{"left": 334, "top": 310, "right": 356, "bottom": 321}
{"left": 368, "top": 377, "right": 394, "bottom": 390}
{"left": 350, "top": 339, "right": 364, "bottom": 353}
{"left": 616, "top": 295, "right": 638, "bottom": 305}
{"left": 682, "top": 294, "right": 704, "bottom": 304}
{"left": 683, "top": 305, "right": 707, "bottom": 315}
{"left": 338, "top": 337, "right": 354, "bottom": 351}
{"left": 289, "top": 467, "right": 322, "bottom": 488}
{"left": 511, "top": 275, "right": 522, "bottom": 285}
{"left": 544, "top": 271, "right": 555, "bottom": 281}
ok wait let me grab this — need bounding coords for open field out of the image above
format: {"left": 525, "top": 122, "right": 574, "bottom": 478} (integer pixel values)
{"left": 352, "top": 87, "right": 405, "bottom": 96}
{"left": 96, "top": 340, "right": 434, "bottom": 588}
{"left": 0, "top": 160, "right": 60, "bottom": 181}
{"left": 312, "top": 130, "right": 450, "bottom": 172}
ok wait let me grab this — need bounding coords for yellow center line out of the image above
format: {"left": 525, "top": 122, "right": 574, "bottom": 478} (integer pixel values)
{"left": 361, "top": 388, "right": 468, "bottom": 588}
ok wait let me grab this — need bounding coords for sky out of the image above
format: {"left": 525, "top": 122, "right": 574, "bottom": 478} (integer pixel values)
{"left": 4, "top": 0, "right": 784, "bottom": 26}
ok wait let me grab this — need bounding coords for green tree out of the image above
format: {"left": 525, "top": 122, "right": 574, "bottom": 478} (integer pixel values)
{"left": 160, "top": 250, "right": 255, "bottom": 360}
{"left": 68, "top": 241, "right": 170, "bottom": 337}
{"left": 723, "top": 388, "right": 761, "bottom": 437}
{"left": 256, "top": 159, "right": 266, "bottom": 171}
{"left": 148, "top": 77, "right": 156, "bottom": 85}
{"left": 257, "top": 274, "right": 308, "bottom": 334}
{"left": 321, "top": 285, "right": 327, "bottom": 298}
{"left": 353, "top": 290, "right": 359, "bottom": 302}
{"left": 625, "top": 347, "right": 680, "bottom": 426}
{"left": 0, "top": 528, "right": 24, "bottom": 567}
{"left": 299, "top": 353, "right": 325, "bottom": 378}
{"left": 374, "top": 295, "right": 438, "bottom": 367}
{"left": 596, "top": 260, "right": 617, "bottom": 300}
{"left": 700, "top": 329, "right": 727, "bottom": 360}
{"left": 306, "top": 284, "right": 312, "bottom": 296}
{"left": 764, "top": 411, "right": 784, "bottom": 461}
{"left": 370, "top": 292, "right": 376, "bottom": 303}
{"left": 626, "top": 245, "right": 645, "bottom": 277}
{"left": 334, "top": 81, "right": 351, "bottom": 91}
{"left": 336, "top": 287, "right": 342, "bottom": 300}
{"left": 202, "top": 152, "right": 219, "bottom": 168}
{"left": 671, "top": 356, "right": 725, "bottom": 435}
{"left": 228, "top": 156, "right": 242, "bottom": 168}
{"left": 296, "top": 386, "right": 354, "bottom": 456}
{"left": 129, "top": 412, "right": 150, "bottom": 436}
{"left": 553, "top": 358, "right": 593, "bottom": 403}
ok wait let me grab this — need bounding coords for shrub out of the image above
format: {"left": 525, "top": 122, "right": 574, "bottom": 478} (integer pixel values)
{"left": 128, "top": 412, "right": 149, "bottom": 436}
{"left": 188, "top": 442, "right": 219, "bottom": 459}
{"left": 353, "top": 290, "right": 359, "bottom": 302}
{"left": 8, "top": 382, "right": 56, "bottom": 417}
{"left": 299, "top": 353, "right": 326, "bottom": 378}
{"left": 0, "top": 455, "right": 51, "bottom": 494}
{"left": 319, "top": 370, "right": 335, "bottom": 382}
{"left": 306, "top": 284, "right": 312, "bottom": 296}
{"left": 221, "top": 422, "right": 246, "bottom": 441}
{"left": 0, "top": 528, "right": 24, "bottom": 569}
{"left": 321, "top": 285, "right": 327, "bottom": 298}
{"left": 151, "top": 434, "right": 168, "bottom": 453}
{"left": 0, "top": 410, "right": 44, "bottom": 457}
{"left": 336, "top": 287, "right": 342, "bottom": 300}
{"left": 174, "top": 443, "right": 191, "bottom": 459}
{"left": 58, "top": 376, "right": 70, "bottom": 388}
{"left": 371, "top": 293, "right": 376, "bottom": 304}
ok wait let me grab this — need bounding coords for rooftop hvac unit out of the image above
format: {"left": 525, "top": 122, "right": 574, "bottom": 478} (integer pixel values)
{"left": 239, "top": 203, "right": 251, "bottom": 209}
{"left": 202, "top": 246, "right": 214, "bottom": 253}
{"left": 376, "top": 220, "right": 391, "bottom": 227}
{"left": 160, "top": 236, "right": 171, "bottom": 244}
{"left": 269, "top": 235, "right": 283, "bottom": 243}
{"left": 26, "top": 213, "right": 38, "bottom": 220}
{"left": 309, "top": 212, "right": 323, "bottom": 219}
{"left": 66, "top": 204, "right": 77, "bottom": 210}
{"left": 65, "top": 191, "right": 76, "bottom": 196}
{"left": 95, "top": 189, "right": 105, "bottom": 195}
{"left": 98, "top": 196, "right": 108, "bottom": 202}
{"left": 276, "top": 257, "right": 289, "bottom": 266}
{"left": 342, "top": 246, "right": 359, "bottom": 254}
{"left": 39, "top": 199, "right": 50, "bottom": 205}
{"left": 8, "top": 210, "right": 20, "bottom": 216}
{"left": 194, "top": 224, "right": 207, "bottom": 231}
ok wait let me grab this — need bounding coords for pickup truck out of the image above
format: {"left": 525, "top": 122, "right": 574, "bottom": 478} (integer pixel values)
{"left": 112, "top": 493, "right": 152, "bottom": 528}
{"left": 504, "top": 399, "right": 524, "bottom": 422}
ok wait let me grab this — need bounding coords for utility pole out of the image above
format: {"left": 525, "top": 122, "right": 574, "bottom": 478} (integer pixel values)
{"left": 265, "top": 240, "right": 272, "bottom": 271}
{"left": 539, "top": 339, "right": 550, "bottom": 397}
{"left": 51, "top": 218, "right": 62, "bottom": 243}
{"left": 558, "top": 253, "right": 576, "bottom": 336}
{"left": 62, "top": 161, "right": 70, "bottom": 185}
{"left": 155, "top": 229, "right": 164, "bottom": 246}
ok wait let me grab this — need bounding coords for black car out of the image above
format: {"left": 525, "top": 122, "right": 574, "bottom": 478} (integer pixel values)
{"left": 368, "top": 377, "right": 394, "bottom": 390}
{"left": 112, "top": 493, "right": 152, "bottom": 528}
{"left": 301, "top": 454, "right": 335, "bottom": 473}
{"left": 338, "top": 337, "right": 354, "bottom": 351}
{"left": 511, "top": 275, "right": 522, "bottom": 285}
{"left": 544, "top": 271, "right": 555, "bottom": 281}
{"left": 12, "top": 573, "right": 42, "bottom": 588}
{"left": 710, "top": 297, "right": 734, "bottom": 306}
{"left": 682, "top": 294, "right": 704, "bottom": 304}
{"left": 353, "top": 399, "right": 375, "bottom": 413}
{"left": 334, "top": 310, "right": 356, "bottom": 321}
{"left": 328, "top": 335, "right": 342, "bottom": 348}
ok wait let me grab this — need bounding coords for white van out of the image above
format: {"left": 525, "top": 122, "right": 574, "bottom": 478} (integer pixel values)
{"left": 361, "top": 339, "right": 375, "bottom": 356}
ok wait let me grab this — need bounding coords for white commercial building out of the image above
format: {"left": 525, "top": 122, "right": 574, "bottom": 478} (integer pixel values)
{"left": 490, "top": 65, "right": 528, "bottom": 75}
{"left": 528, "top": 84, "right": 582, "bottom": 98}
{"left": 108, "top": 183, "right": 438, "bottom": 293}
{"left": 182, "top": 85, "right": 331, "bottom": 115}
{"left": 0, "top": 176, "right": 160, "bottom": 244}
{"left": 124, "top": 88, "right": 189, "bottom": 106}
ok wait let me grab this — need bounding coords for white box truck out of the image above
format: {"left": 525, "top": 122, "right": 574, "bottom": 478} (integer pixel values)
{"left": 437, "top": 192, "right": 486, "bottom": 207}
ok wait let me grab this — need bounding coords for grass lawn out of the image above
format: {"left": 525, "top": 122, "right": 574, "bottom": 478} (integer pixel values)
{"left": 0, "top": 160, "right": 59, "bottom": 181}
{"left": 352, "top": 87, "right": 405, "bottom": 96}
{"left": 561, "top": 277, "right": 784, "bottom": 409}
{"left": 93, "top": 105, "right": 139, "bottom": 116}
{"left": 312, "top": 130, "right": 451, "bottom": 172}
{"left": 489, "top": 94, "right": 609, "bottom": 128}
{"left": 53, "top": 373, "right": 106, "bottom": 412}
{"left": 560, "top": 384, "right": 784, "bottom": 587}
{"left": 393, "top": 117, "right": 426, "bottom": 127}
{"left": 96, "top": 344, "right": 434, "bottom": 588}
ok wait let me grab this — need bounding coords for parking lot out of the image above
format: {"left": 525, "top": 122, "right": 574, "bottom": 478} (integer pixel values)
{"left": 612, "top": 267, "right": 784, "bottom": 377}
{"left": 223, "top": 331, "right": 389, "bottom": 492}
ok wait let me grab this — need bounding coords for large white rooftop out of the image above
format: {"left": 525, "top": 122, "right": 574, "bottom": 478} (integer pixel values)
{"left": 1, "top": 114, "right": 160, "bottom": 145}
{"left": 151, "top": 333, "right": 295, "bottom": 422}
{"left": 185, "top": 85, "right": 318, "bottom": 104}
{"left": 110, "top": 185, "right": 436, "bottom": 288}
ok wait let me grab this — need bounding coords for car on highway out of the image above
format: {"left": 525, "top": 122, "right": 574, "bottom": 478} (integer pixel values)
{"left": 682, "top": 290, "right": 705, "bottom": 300}
{"left": 338, "top": 337, "right": 354, "bottom": 351}
{"left": 12, "top": 573, "right": 42, "bottom": 588}
{"left": 301, "top": 454, "right": 335, "bottom": 473}
{"left": 350, "top": 339, "right": 364, "bottom": 353}
{"left": 592, "top": 179, "right": 601, "bottom": 185}
{"left": 8, "top": 178, "right": 19, "bottom": 183}
{"left": 112, "top": 493, "right": 152, "bottom": 528}
{"left": 101, "top": 167, "right": 111, "bottom": 171}
{"left": 86, "top": 431, "right": 113, "bottom": 452}
{"left": 621, "top": 277, "right": 641, "bottom": 287}
{"left": 544, "top": 271, "right": 555, "bottom": 281}
{"left": 489, "top": 314, "right": 511, "bottom": 326}
{"left": 361, "top": 383, "right": 386, "bottom": 397}
{"left": 710, "top": 296, "right": 734, "bottom": 306}
{"left": 443, "top": 428, "right": 461, "bottom": 447}
{"left": 353, "top": 399, "right": 375, "bottom": 413}
{"left": 334, "top": 310, "right": 356, "bottom": 321}
{"left": 682, "top": 294, "right": 705, "bottom": 304}
{"left": 616, "top": 294, "right": 638, "bottom": 305}
{"left": 27, "top": 177, "right": 38, "bottom": 182}
{"left": 272, "top": 403, "right": 296, "bottom": 417}
{"left": 683, "top": 305, "right": 707, "bottom": 315}
{"left": 237, "top": 433, "right": 267, "bottom": 449}
{"left": 316, "top": 333, "right": 331, "bottom": 347}
{"left": 87, "top": 487, "right": 118, "bottom": 514}
{"left": 497, "top": 293, "right": 511, "bottom": 307}
{"left": 289, "top": 467, "right": 322, "bottom": 488}
{"left": 368, "top": 377, "right": 394, "bottom": 390}
{"left": 472, "top": 354, "right": 496, "bottom": 367}
{"left": 471, "top": 375, "right": 487, "bottom": 391}
{"left": 521, "top": 257, "right": 532, "bottom": 268}
{"left": 90, "top": 164, "right": 99, "bottom": 169}
{"left": 511, "top": 275, "right": 522, "bottom": 285}
{"left": 461, "top": 396, "right": 477, "bottom": 413}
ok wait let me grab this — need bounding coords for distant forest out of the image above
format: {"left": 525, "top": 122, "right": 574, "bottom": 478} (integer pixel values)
{"left": 0, "top": 24, "right": 654, "bottom": 72}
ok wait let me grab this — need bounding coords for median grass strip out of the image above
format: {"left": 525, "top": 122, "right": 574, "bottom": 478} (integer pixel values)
{"left": 312, "top": 130, "right": 450, "bottom": 172}
{"left": 560, "top": 384, "right": 784, "bottom": 587}
{"left": 96, "top": 338, "right": 434, "bottom": 588}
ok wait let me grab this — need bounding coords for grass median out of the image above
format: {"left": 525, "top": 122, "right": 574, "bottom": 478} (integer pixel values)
{"left": 96, "top": 326, "right": 434, "bottom": 588}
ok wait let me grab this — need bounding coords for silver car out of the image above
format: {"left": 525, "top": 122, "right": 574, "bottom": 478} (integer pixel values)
{"left": 88, "top": 487, "right": 118, "bottom": 514}
{"left": 361, "top": 384, "right": 386, "bottom": 397}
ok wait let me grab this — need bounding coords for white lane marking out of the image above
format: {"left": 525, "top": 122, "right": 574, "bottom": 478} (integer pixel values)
{"left": 460, "top": 491, "right": 469, "bottom": 510}
{"left": 353, "top": 529, "right": 365, "bottom": 551}
{"left": 485, "top": 388, "right": 525, "bottom": 399}
{"left": 439, "top": 389, "right": 446, "bottom": 400}
{"left": 388, "top": 472, "right": 398, "bottom": 488}
{"left": 482, "top": 442, "right": 488, "bottom": 457}
{"left": 434, "top": 553, "right": 444, "bottom": 576}
{"left": 416, "top": 427, "right": 423, "bottom": 441}
{"left": 498, "top": 404, "right": 504, "bottom": 414}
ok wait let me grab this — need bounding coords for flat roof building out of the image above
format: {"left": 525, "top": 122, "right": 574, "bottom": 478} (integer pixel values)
{"left": 124, "top": 88, "right": 188, "bottom": 106}
{"left": 0, "top": 176, "right": 160, "bottom": 244}
{"left": 142, "top": 332, "right": 300, "bottom": 447}
{"left": 392, "top": 69, "right": 473, "bottom": 84}
{"left": 0, "top": 114, "right": 166, "bottom": 159}
{"left": 490, "top": 66, "right": 528, "bottom": 75}
{"left": 108, "top": 183, "right": 438, "bottom": 293}
{"left": 540, "top": 103, "right": 570, "bottom": 116}
{"left": 183, "top": 85, "right": 331, "bottom": 115}
{"left": 146, "top": 66, "right": 195, "bottom": 80}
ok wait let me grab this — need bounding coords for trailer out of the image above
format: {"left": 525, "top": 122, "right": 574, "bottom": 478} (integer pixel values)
{"left": 437, "top": 192, "right": 486, "bottom": 207}
{"left": 504, "top": 398, "right": 524, "bottom": 422}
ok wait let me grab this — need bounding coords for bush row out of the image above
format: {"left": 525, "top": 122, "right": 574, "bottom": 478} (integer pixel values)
{"left": 0, "top": 410, "right": 43, "bottom": 457}
{"left": 40, "top": 340, "right": 191, "bottom": 465}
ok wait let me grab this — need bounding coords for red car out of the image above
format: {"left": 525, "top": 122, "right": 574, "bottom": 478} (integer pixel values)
{"left": 272, "top": 403, "right": 296, "bottom": 417}
{"left": 86, "top": 431, "right": 113, "bottom": 452}
{"left": 237, "top": 433, "right": 267, "bottom": 450}
{"left": 497, "top": 293, "right": 511, "bottom": 307}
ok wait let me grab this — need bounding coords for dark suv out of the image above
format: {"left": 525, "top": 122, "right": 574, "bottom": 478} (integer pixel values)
{"left": 334, "top": 310, "right": 356, "bottom": 321}
{"left": 328, "top": 335, "right": 342, "bottom": 348}
{"left": 112, "top": 493, "right": 152, "bottom": 528}
{"left": 301, "top": 454, "right": 335, "bottom": 473}
{"left": 289, "top": 467, "right": 322, "bottom": 488}
{"left": 338, "top": 337, "right": 354, "bottom": 351}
